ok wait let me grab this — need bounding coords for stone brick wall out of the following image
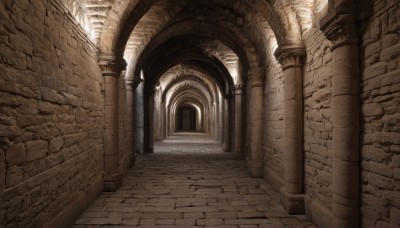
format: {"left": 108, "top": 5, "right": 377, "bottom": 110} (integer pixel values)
{"left": 360, "top": 1, "right": 400, "bottom": 227}
{"left": 303, "top": 28, "right": 334, "bottom": 223}
{"left": 0, "top": 0, "right": 104, "bottom": 227}
{"left": 262, "top": 58, "right": 285, "bottom": 190}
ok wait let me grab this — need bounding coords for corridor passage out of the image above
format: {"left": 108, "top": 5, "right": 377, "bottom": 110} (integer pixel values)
{"left": 74, "top": 133, "right": 315, "bottom": 228}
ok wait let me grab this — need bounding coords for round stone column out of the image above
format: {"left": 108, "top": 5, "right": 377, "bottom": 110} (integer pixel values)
{"left": 247, "top": 76, "right": 263, "bottom": 177}
{"left": 275, "top": 44, "right": 306, "bottom": 213}
{"left": 223, "top": 97, "right": 230, "bottom": 152}
{"left": 99, "top": 53, "right": 126, "bottom": 192}
{"left": 233, "top": 84, "right": 244, "bottom": 159}
{"left": 162, "top": 101, "right": 167, "bottom": 139}
{"left": 219, "top": 96, "right": 224, "bottom": 143}
{"left": 322, "top": 14, "right": 360, "bottom": 228}
{"left": 125, "top": 79, "right": 141, "bottom": 167}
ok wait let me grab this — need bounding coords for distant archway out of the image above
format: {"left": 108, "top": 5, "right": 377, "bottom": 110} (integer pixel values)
{"left": 176, "top": 106, "right": 197, "bottom": 132}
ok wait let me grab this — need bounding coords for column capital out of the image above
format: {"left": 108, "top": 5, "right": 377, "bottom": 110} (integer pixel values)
{"left": 125, "top": 78, "right": 143, "bottom": 91}
{"left": 99, "top": 52, "right": 127, "bottom": 78}
{"left": 249, "top": 76, "right": 263, "bottom": 87}
{"left": 274, "top": 44, "right": 306, "bottom": 70}
{"left": 321, "top": 14, "right": 358, "bottom": 50}
{"left": 233, "top": 84, "right": 244, "bottom": 95}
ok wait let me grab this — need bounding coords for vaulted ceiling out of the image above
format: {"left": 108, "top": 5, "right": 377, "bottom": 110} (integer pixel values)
{"left": 62, "top": 0, "right": 328, "bottom": 99}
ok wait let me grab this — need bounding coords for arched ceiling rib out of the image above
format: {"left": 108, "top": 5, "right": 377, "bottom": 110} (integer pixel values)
{"left": 63, "top": 0, "right": 327, "bottom": 47}
{"left": 165, "top": 79, "right": 214, "bottom": 107}
{"left": 170, "top": 83, "right": 212, "bottom": 104}
{"left": 140, "top": 39, "right": 233, "bottom": 96}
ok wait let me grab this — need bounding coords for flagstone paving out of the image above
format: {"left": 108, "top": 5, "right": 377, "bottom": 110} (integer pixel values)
{"left": 74, "top": 133, "right": 316, "bottom": 228}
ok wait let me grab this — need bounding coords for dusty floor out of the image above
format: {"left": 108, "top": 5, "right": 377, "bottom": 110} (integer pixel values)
{"left": 74, "top": 133, "right": 316, "bottom": 228}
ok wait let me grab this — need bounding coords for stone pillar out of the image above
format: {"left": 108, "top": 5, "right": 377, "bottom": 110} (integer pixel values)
{"left": 247, "top": 76, "right": 263, "bottom": 177}
{"left": 275, "top": 44, "right": 305, "bottom": 213}
{"left": 219, "top": 96, "right": 224, "bottom": 142}
{"left": 135, "top": 81, "right": 144, "bottom": 155}
{"left": 144, "top": 94, "right": 154, "bottom": 153}
{"left": 321, "top": 13, "right": 359, "bottom": 228}
{"left": 165, "top": 103, "right": 170, "bottom": 137}
{"left": 125, "top": 79, "right": 141, "bottom": 167}
{"left": 223, "top": 97, "right": 230, "bottom": 151}
{"left": 99, "top": 53, "right": 126, "bottom": 192}
{"left": 214, "top": 102, "right": 219, "bottom": 140}
{"left": 232, "top": 84, "right": 244, "bottom": 159}
{"left": 162, "top": 101, "right": 167, "bottom": 139}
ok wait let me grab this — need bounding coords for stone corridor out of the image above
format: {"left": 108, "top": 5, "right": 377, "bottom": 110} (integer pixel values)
{"left": 2, "top": 1, "right": 400, "bottom": 227}
{"left": 74, "top": 133, "right": 315, "bottom": 228}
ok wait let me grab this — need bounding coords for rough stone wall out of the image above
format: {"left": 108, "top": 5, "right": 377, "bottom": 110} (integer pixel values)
{"left": 262, "top": 58, "right": 285, "bottom": 190}
{"left": 0, "top": 0, "right": 104, "bottom": 227}
{"left": 360, "top": 1, "right": 400, "bottom": 227}
{"left": 303, "top": 28, "right": 333, "bottom": 216}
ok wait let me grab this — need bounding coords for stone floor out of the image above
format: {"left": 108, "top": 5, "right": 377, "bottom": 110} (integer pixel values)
{"left": 74, "top": 133, "right": 316, "bottom": 228}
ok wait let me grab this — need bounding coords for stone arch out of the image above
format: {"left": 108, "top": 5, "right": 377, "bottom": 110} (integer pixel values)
{"left": 169, "top": 89, "right": 211, "bottom": 135}
{"left": 139, "top": 43, "right": 234, "bottom": 96}
{"left": 132, "top": 20, "right": 262, "bottom": 84}
{"left": 175, "top": 104, "right": 199, "bottom": 132}
{"left": 98, "top": 0, "right": 304, "bottom": 57}
{"left": 162, "top": 74, "right": 217, "bottom": 105}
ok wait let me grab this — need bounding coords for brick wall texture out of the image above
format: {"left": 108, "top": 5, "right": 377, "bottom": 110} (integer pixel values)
{"left": 360, "top": 1, "right": 400, "bottom": 227}
{"left": 1, "top": 0, "right": 399, "bottom": 227}
{"left": 0, "top": 0, "right": 105, "bottom": 227}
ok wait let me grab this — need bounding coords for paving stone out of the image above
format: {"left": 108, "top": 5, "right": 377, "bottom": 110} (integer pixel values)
{"left": 75, "top": 134, "right": 315, "bottom": 227}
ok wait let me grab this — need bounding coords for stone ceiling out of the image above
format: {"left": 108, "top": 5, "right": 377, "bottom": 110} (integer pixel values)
{"left": 63, "top": 0, "right": 327, "bottom": 44}
{"left": 61, "top": 0, "right": 328, "bottom": 93}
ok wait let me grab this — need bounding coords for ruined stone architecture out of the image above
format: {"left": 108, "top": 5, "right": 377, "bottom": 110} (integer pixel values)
{"left": 0, "top": 0, "right": 399, "bottom": 227}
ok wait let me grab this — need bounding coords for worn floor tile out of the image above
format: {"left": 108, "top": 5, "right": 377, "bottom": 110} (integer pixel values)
{"left": 75, "top": 133, "right": 316, "bottom": 227}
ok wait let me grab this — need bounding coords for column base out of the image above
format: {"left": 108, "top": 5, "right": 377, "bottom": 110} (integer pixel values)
{"left": 280, "top": 188, "right": 305, "bottom": 214}
{"left": 129, "top": 153, "right": 136, "bottom": 168}
{"left": 232, "top": 149, "right": 242, "bottom": 159}
{"left": 103, "top": 172, "right": 123, "bottom": 192}
{"left": 247, "top": 160, "right": 263, "bottom": 178}
{"left": 144, "top": 147, "right": 154, "bottom": 153}
{"left": 223, "top": 143, "right": 229, "bottom": 152}
{"left": 304, "top": 195, "right": 333, "bottom": 228}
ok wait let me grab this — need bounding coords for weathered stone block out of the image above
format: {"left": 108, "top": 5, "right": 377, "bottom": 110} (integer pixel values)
{"left": 381, "top": 132, "right": 400, "bottom": 145}
{"left": 369, "top": 161, "right": 393, "bottom": 177}
{"left": 363, "top": 103, "right": 384, "bottom": 116}
{"left": 49, "top": 137, "right": 64, "bottom": 153}
{"left": 363, "top": 62, "right": 388, "bottom": 80}
{"left": 10, "top": 31, "right": 33, "bottom": 55}
{"left": 26, "top": 140, "right": 48, "bottom": 161}
{"left": 380, "top": 44, "right": 400, "bottom": 61}
{"left": 6, "top": 166, "right": 23, "bottom": 188}
{"left": 0, "top": 92, "right": 19, "bottom": 106}
{"left": 5, "top": 143, "right": 26, "bottom": 166}
{"left": 363, "top": 69, "right": 400, "bottom": 91}
{"left": 17, "top": 114, "right": 41, "bottom": 128}
{"left": 0, "top": 46, "right": 27, "bottom": 71}
{"left": 0, "top": 125, "right": 21, "bottom": 137}
{"left": 362, "top": 145, "right": 388, "bottom": 162}
{"left": 364, "top": 41, "right": 381, "bottom": 58}
{"left": 38, "top": 101, "right": 58, "bottom": 115}
{"left": 382, "top": 34, "right": 399, "bottom": 49}
{"left": 41, "top": 86, "right": 61, "bottom": 103}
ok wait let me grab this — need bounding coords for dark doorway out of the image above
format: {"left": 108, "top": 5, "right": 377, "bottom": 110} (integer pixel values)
{"left": 177, "top": 106, "right": 197, "bottom": 131}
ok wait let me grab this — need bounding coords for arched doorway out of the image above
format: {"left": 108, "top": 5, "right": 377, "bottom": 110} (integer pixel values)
{"left": 176, "top": 106, "right": 197, "bottom": 132}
